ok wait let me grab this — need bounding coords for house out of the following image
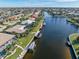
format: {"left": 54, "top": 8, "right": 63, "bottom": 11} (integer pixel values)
{"left": 8, "top": 16, "right": 17, "bottom": 21}
{"left": 21, "top": 20, "right": 35, "bottom": 25}
{"left": 0, "top": 33, "right": 16, "bottom": 52}
{"left": 31, "top": 11, "right": 40, "bottom": 19}
{"left": 5, "top": 25, "right": 27, "bottom": 34}
{"left": 7, "top": 14, "right": 24, "bottom": 21}
{"left": 0, "top": 25, "right": 7, "bottom": 32}
{"left": 0, "top": 16, "right": 4, "bottom": 23}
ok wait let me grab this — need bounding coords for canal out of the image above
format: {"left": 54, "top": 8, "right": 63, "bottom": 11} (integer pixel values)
{"left": 32, "top": 12, "right": 79, "bottom": 59}
{"left": 23, "top": 12, "right": 79, "bottom": 59}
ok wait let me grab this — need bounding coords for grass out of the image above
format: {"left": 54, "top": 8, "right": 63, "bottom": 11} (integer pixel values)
{"left": 17, "top": 17, "right": 43, "bottom": 48}
{"left": 17, "top": 33, "right": 34, "bottom": 48}
{"left": 6, "top": 16, "right": 43, "bottom": 59}
{"left": 69, "top": 33, "right": 78, "bottom": 41}
{"left": 67, "top": 19, "right": 79, "bottom": 26}
{"left": 69, "top": 33, "right": 79, "bottom": 58}
{"left": 6, "top": 48, "right": 22, "bottom": 59}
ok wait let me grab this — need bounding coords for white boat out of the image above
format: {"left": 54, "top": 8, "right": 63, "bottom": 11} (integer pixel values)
{"left": 35, "top": 31, "right": 42, "bottom": 39}
{"left": 43, "top": 22, "right": 46, "bottom": 26}
{"left": 38, "top": 33, "right": 42, "bottom": 38}
{"left": 66, "top": 40, "right": 71, "bottom": 47}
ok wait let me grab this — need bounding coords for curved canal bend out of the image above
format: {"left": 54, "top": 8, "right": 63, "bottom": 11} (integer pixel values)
{"left": 32, "top": 12, "right": 79, "bottom": 59}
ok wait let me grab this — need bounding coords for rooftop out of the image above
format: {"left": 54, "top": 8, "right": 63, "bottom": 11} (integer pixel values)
{"left": 5, "top": 25, "right": 27, "bottom": 34}
{"left": 0, "top": 33, "right": 15, "bottom": 46}
{"left": 21, "top": 20, "right": 35, "bottom": 25}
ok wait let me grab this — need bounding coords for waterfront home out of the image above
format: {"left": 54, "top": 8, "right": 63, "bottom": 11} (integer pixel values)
{"left": 21, "top": 20, "right": 35, "bottom": 25}
{"left": 68, "top": 12, "right": 79, "bottom": 18}
{"left": 29, "top": 17, "right": 36, "bottom": 21}
{"left": 0, "top": 33, "right": 16, "bottom": 52}
{"left": 31, "top": 11, "right": 40, "bottom": 19}
{"left": 5, "top": 25, "right": 27, "bottom": 34}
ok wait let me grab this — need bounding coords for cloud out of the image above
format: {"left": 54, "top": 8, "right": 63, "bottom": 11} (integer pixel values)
{"left": 56, "top": 0, "right": 78, "bottom": 2}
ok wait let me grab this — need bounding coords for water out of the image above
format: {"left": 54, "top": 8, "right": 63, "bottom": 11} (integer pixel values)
{"left": 31, "top": 12, "right": 79, "bottom": 59}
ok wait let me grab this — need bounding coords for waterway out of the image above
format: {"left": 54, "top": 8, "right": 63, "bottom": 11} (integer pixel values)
{"left": 32, "top": 12, "right": 79, "bottom": 59}
{"left": 24, "top": 12, "right": 79, "bottom": 59}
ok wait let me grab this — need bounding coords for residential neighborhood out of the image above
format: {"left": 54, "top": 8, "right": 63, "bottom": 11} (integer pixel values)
{"left": 0, "top": 8, "right": 43, "bottom": 59}
{"left": 1, "top": 7, "right": 79, "bottom": 59}
{"left": 2, "top": 0, "right": 79, "bottom": 59}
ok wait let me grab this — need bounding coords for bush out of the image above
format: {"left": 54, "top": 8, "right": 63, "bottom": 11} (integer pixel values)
{"left": 6, "top": 44, "right": 11, "bottom": 50}
{"left": 76, "top": 36, "right": 79, "bottom": 42}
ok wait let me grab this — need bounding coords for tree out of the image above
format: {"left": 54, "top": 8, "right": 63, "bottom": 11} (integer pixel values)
{"left": 6, "top": 44, "right": 11, "bottom": 50}
{"left": 20, "top": 17, "right": 25, "bottom": 21}
{"left": 76, "top": 36, "right": 79, "bottom": 42}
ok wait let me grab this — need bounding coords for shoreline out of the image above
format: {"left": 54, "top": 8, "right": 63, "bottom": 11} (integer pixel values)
{"left": 66, "top": 18, "right": 79, "bottom": 26}
{"left": 68, "top": 33, "right": 79, "bottom": 59}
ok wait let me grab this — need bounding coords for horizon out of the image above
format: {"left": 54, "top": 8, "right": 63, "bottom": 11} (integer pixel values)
{"left": 0, "top": 0, "right": 79, "bottom": 7}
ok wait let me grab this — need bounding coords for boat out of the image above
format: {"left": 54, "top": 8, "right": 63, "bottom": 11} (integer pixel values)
{"left": 43, "top": 22, "right": 46, "bottom": 26}
{"left": 37, "top": 33, "right": 42, "bottom": 39}
{"left": 65, "top": 39, "right": 71, "bottom": 47}
{"left": 34, "top": 31, "right": 42, "bottom": 39}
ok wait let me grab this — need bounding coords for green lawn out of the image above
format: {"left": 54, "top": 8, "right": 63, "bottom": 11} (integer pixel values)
{"left": 17, "top": 33, "right": 34, "bottom": 48}
{"left": 6, "top": 16, "right": 43, "bottom": 59}
{"left": 6, "top": 48, "right": 22, "bottom": 59}
{"left": 69, "top": 33, "right": 79, "bottom": 58}
{"left": 67, "top": 19, "right": 79, "bottom": 26}
{"left": 17, "top": 17, "right": 43, "bottom": 48}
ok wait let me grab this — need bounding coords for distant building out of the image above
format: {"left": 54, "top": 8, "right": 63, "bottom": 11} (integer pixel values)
{"left": 7, "top": 14, "right": 24, "bottom": 21}
{"left": 0, "top": 16, "right": 4, "bottom": 23}
{"left": 8, "top": 16, "right": 17, "bottom": 21}
{"left": 31, "top": 11, "right": 40, "bottom": 19}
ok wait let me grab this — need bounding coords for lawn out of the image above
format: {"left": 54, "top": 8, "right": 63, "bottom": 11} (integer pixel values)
{"left": 69, "top": 33, "right": 79, "bottom": 58}
{"left": 17, "top": 17, "right": 43, "bottom": 48}
{"left": 67, "top": 19, "right": 79, "bottom": 26}
{"left": 6, "top": 48, "right": 22, "bottom": 59}
{"left": 17, "top": 33, "right": 34, "bottom": 48}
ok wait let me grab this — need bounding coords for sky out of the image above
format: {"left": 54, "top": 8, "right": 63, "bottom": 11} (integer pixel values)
{"left": 0, "top": 0, "right": 79, "bottom": 7}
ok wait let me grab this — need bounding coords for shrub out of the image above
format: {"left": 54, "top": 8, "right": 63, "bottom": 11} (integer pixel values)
{"left": 76, "top": 36, "right": 79, "bottom": 42}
